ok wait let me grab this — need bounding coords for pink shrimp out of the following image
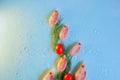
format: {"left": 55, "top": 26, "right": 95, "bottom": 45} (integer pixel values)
{"left": 43, "top": 70, "right": 53, "bottom": 80}
{"left": 59, "top": 25, "right": 68, "bottom": 40}
{"left": 75, "top": 63, "right": 86, "bottom": 80}
{"left": 57, "top": 55, "right": 67, "bottom": 72}
{"left": 48, "top": 10, "right": 59, "bottom": 26}
{"left": 69, "top": 43, "right": 82, "bottom": 56}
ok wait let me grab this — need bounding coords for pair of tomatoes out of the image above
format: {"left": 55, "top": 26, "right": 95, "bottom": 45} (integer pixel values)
{"left": 56, "top": 44, "right": 72, "bottom": 80}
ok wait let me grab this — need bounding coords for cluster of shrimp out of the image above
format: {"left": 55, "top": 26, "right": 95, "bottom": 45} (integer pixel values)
{"left": 42, "top": 10, "right": 86, "bottom": 80}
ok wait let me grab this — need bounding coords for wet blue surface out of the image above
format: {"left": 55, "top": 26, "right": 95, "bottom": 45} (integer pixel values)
{"left": 0, "top": 0, "right": 120, "bottom": 80}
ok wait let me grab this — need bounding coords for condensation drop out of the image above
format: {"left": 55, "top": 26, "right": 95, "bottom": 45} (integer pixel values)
{"left": 15, "top": 72, "right": 19, "bottom": 76}
{"left": 74, "top": 56, "right": 78, "bottom": 61}
{"left": 98, "top": 63, "right": 111, "bottom": 80}
{"left": 15, "top": 72, "right": 23, "bottom": 80}
{"left": 94, "top": 30, "right": 97, "bottom": 33}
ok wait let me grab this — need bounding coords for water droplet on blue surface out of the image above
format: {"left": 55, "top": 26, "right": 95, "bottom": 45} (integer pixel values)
{"left": 94, "top": 30, "right": 97, "bottom": 33}
{"left": 74, "top": 56, "right": 78, "bottom": 61}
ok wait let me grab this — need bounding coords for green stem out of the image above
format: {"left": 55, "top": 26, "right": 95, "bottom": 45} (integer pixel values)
{"left": 51, "top": 18, "right": 72, "bottom": 80}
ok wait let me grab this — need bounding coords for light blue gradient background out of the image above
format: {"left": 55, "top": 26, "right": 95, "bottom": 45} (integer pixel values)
{"left": 0, "top": 0, "right": 120, "bottom": 80}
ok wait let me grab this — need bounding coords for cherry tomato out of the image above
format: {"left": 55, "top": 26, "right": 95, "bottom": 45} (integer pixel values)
{"left": 56, "top": 43, "right": 64, "bottom": 55}
{"left": 63, "top": 73, "right": 72, "bottom": 80}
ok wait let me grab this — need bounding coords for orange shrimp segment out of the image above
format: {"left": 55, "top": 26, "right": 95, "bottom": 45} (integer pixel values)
{"left": 69, "top": 43, "right": 82, "bottom": 56}
{"left": 43, "top": 70, "right": 53, "bottom": 80}
{"left": 57, "top": 55, "right": 67, "bottom": 72}
{"left": 48, "top": 10, "right": 59, "bottom": 26}
{"left": 75, "top": 63, "right": 86, "bottom": 80}
{"left": 59, "top": 25, "right": 68, "bottom": 40}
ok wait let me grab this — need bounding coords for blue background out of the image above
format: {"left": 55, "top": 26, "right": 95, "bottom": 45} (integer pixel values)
{"left": 0, "top": 0, "right": 120, "bottom": 80}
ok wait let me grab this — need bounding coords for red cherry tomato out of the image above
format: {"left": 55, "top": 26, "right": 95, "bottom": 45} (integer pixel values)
{"left": 56, "top": 43, "right": 64, "bottom": 55}
{"left": 63, "top": 73, "right": 72, "bottom": 80}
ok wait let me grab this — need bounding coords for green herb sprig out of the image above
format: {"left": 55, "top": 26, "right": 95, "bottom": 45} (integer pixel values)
{"left": 51, "top": 18, "right": 73, "bottom": 80}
